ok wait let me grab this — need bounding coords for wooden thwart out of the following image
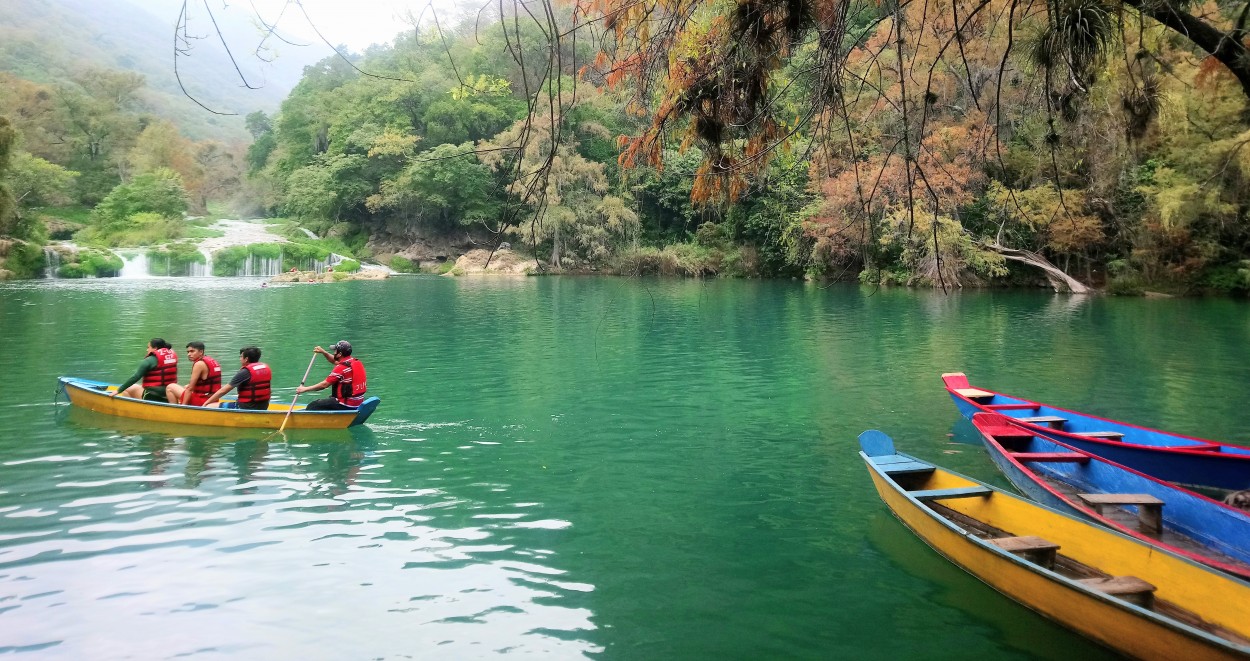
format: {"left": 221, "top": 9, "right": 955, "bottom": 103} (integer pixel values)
{"left": 1070, "top": 431, "right": 1125, "bottom": 440}
{"left": 1077, "top": 493, "right": 1164, "bottom": 534}
{"left": 989, "top": 535, "right": 1060, "bottom": 569}
{"left": 1077, "top": 576, "right": 1157, "bottom": 609}
{"left": 954, "top": 388, "right": 995, "bottom": 399}
{"left": 1018, "top": 415, "right": 1068, "bottom": 428}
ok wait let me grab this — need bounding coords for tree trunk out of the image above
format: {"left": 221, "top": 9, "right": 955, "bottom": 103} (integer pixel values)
{"left": 985, "top": 242, "right": 1091, "bottom": 294}
{"left": 552, "top": 222, "right": 562, "bottom": 269}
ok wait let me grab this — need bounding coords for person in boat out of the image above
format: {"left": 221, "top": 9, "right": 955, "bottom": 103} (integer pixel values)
{"left": 296, "top": 341, "right": 367, "bottom": 410}
{"left": 202, "top": 346, "right": 272, "bottom": 410}
{"left": 166, "top": 341, "right": 222, "bottom": 406}
{"left": 113, "top": 338, "right": 179, "bottom": 401}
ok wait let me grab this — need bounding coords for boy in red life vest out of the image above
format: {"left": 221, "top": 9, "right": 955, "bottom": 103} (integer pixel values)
{"left": 114, "top": 338, "right": 179, "bottom": 401}
{"left": 166, "top": 341, "right": 222, "bottom": 406}
{"left": 202, "top": 346, "right": 272, "bottom": 411}
{"left": 297, "top": 340, "right": 368, "bottom": 410}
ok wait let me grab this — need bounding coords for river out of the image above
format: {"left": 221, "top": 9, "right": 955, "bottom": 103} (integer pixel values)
{"left": 1, "top": 276, "right": 1246, "bottom": 658}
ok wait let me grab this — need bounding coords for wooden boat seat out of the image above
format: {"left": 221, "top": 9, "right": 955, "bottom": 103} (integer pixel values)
{"left": 1070, "top": 431, "right": 1125, "bottom": 440}
{"left": 954, "top": 388, "right": 994, "bottom": 400}
{"left": 1009, "top": 452, "right": 1090, "bottom": 464}
{"left": 1077, "top": 493, "right": 1164, "bottom": 534}
{"left": 911, "top": 486, "right": 993, "bottom": 501}
{"left": 1159, "top": 443, "right": 1222, "bottom": 452}
{"left": 1017, "top": 415, "right": 1068, "bottom": 428}
{"left": 879, "top": 461, "right": 936, "bottom": 476}
{"left": 985, "top": 403, "right": 1039, "bottom": 411}
{"left": 989, "top": 535, "right": 1060, "bottom": 569}
{"left": 1076, "top": 576, "right": 1157, "bottom": 609}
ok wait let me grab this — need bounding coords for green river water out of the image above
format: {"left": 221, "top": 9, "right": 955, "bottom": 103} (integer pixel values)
{"left": 1, "top": 276, "right": 1248, "bottom": 659}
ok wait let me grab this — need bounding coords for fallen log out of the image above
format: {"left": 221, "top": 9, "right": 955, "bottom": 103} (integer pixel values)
{"left": 983, "top": 242, "right": 1091, "bottom": 294}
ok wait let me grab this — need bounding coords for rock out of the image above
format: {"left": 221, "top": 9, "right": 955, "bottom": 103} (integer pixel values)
{"left": 445, "top": 249, "right": 535, "bottom": 276}
{"left": 271, "top": 269, "right": 389, "bottom": 283}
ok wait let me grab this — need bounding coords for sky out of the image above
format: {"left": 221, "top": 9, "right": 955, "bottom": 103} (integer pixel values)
{"left": 139, "top": 0, "right": 468, "bottom": 53}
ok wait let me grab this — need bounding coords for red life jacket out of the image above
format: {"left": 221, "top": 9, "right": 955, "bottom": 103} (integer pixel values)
{"left": 334, "top": 357, "right": 367, "bottom": 406}
{"left": 141, "top": 348, "right": 179, "bottom": 387}
{"left": 188, "top": 356, "right": 222, "bottom": 405}
{"left": 237, "top": 362, "right": 272, "bottom": 404}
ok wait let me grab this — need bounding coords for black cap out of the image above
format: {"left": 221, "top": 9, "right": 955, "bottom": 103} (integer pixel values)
{"left": 332, "top": 340, "right": 352, "bottom": 355}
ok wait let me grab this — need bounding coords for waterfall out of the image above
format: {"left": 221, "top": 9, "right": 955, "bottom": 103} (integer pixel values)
{"left": 189, "top": 248, "right": 213, "bottom": 277}
{"left": 117, "top": 252, "right": 151, "bottom": 279}
{"left": 43, "top": 247, "right": 60, "bottom": 279}
{"left": 237, "top": 253, "right": 282, "bottom": 277}
{"left": 297, "top": 227, "right": 318, "bottom": 239}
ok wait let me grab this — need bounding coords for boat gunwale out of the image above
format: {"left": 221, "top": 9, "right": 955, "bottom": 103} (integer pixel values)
{"left": 59, "top": 376, "right": 379, "bottom": 428}
{"left": 860, "top": 448, "right": 1250, "bottom": 654}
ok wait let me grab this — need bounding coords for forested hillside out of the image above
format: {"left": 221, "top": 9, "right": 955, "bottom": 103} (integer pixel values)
{"left": 0, "top": 0, "right": 312, "bottom": 142}
{"left": 4, "top": 0, "right": 1250, "bottom": 293}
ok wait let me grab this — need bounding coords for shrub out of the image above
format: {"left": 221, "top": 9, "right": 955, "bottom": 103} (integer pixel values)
{"left": 57, "top": 263, "right": 87, "bottom": 278}
{"left": 334, "top": 259, "right": 360, "bottom": 273}
{"left": 80, "top": 250, "right": 123, "bottom": 277}
{"left": 4, "top": 241, "right": 47, "bottom": 279}
{"left": 147, "top": 242, "right": 206, "bottom": 276}
{"left": 389, "top": 256, "right": 415, "bottom": 273}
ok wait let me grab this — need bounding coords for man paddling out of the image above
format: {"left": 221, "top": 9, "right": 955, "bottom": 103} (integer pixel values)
{"left": 202, "top": 346, "right": 272, "bottom": 410}
{"left": 114, "top": 338, "right": 178, "bottom": 401}
{"left": 296, "top": 341, "right": 367, "bottom": 410}
{"left": 166, "top": 341, "right": 222, "bottom": 406}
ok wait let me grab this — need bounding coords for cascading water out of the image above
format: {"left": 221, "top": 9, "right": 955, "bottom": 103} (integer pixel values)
{"left": 237, "top": 252, "right": 283, "bottom": 277}
{"left": 117, "top": 252, "right": 151, "bottom": 279}
{"left": 43, "top": 247, "right": 60, "bottom": 279}
{"left": 189, "top": 249, "right": 213, "bottom": 277}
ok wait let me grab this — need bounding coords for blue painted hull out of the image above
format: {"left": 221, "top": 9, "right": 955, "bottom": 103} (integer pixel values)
{"left": 943, "top": 374, "right": 1250, "bottom": 490}
{"left": 973, "top": 413, "right": 1250, "bottom": 579}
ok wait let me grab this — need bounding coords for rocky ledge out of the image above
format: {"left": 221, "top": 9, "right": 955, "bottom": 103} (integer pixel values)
{"left": 271, "top": 269, "right": 389, "bottom": 283}
{"left": 445, "top": 249, "right": 534, "bottom": 275}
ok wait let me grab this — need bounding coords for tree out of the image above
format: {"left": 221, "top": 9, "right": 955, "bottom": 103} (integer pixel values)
{"left": 93, "top": 168, "right": 188, "bottom": 231}
{"left": 367, "top": 143, "right": 498, "bottom": 231}
{"left": 6, "top": 151, "right": 79, "bottom": 208}
{"left": 0, "top": 116, "right": 17, "bottom": 237}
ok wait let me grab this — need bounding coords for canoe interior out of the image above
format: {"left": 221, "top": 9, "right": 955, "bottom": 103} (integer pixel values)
{"left": 973, "top": 413, "right": 1250, "bottom": 577}
{"left": 925, "top": 500, "right": 1250, "bottom": 647}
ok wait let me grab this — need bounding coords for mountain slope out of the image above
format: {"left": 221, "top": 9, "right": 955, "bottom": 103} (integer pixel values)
{"left": 0, "top": 0, "right": 322, "bottom": 142}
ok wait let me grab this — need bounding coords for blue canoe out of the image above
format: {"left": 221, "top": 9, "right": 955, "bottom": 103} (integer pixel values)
{"left": 943, "top": 372, "right": 1250, "bottom": 491}
{"left": 972, "top": 412, "right": 1250, "bottom": 581}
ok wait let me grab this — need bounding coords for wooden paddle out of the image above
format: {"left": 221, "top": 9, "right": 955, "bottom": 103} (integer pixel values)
{"left": 274, "top": 352, "right": 319, "bottom": 436}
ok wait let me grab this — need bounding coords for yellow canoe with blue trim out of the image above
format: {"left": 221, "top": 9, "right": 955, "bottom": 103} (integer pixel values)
{"left": 59, "top": 377, "right": 380, "bottom": 430}
{"left": 859, "top": 430, "right": 1250, "bottom": 660}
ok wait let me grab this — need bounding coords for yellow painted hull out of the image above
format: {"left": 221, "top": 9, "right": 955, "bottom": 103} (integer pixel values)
{"left": 863, "top": 452, "right": 1250, "bottom": 660}
{"left": 60, "top": 377, "right": 376, "bottom": 430}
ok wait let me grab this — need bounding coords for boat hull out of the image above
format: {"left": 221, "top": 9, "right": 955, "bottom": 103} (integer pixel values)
{"left": 943, "top": 373, "right": 1250, "bottom": 490}
{"left": 860, "top": 431, "right": 1250, "bottom": 660}
{"left": 59, "top": 377, "right": 379, "bottom": 430}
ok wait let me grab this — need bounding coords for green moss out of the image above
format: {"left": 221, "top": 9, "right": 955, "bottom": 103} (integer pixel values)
{"left": 333, "top": 259, "right": 360, "bottom": 273}
{"left": 389, "top": 256, "right": 415, "bottom": 273}
{"left": 4, "top": 241, "right": 47, "bottom": 279}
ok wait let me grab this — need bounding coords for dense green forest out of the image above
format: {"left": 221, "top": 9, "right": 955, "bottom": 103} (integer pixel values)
{"left": 5, "top": 0, "right": 1250, "bottom": 293}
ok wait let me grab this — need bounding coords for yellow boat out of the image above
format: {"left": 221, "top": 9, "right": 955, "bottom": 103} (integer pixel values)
{"left": 58, "top": 376, "right": 380, "bottom": 430}
{"left": 859, "top": 430, "right": 1250, "bottom": 660}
